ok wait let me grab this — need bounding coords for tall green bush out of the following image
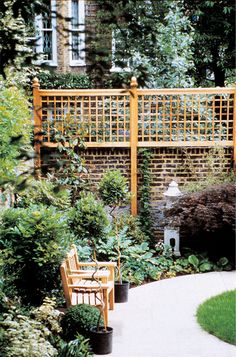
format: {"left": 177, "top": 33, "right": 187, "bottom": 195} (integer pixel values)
{"left": 138, "top": 149, "right": 154, "bottom": 243}
{"left": 0, "top": 86, "right": 32, "bottom": 187}
{"left": 0, "top": 205, "right": 73, "bottom": 305}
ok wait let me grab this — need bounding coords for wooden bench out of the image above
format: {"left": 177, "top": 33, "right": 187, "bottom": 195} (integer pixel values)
{"left": 66, "top": 244, "right": 116, "bottom": 310}
{"left": 60, "top": 245, "right": 116, "bottom": 326}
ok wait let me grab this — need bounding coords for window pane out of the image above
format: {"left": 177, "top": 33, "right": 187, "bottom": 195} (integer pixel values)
{"left": 42, "top": 0, "right": 52, "bottom": 29}
{"left": 72, "top": 32, "right": 80, "bottom": 60}
{"left": 43, "top": 31, "right": 52, "bottom": 60}
{"left": 71, "top": 0, "right": 79, "bottom": 29}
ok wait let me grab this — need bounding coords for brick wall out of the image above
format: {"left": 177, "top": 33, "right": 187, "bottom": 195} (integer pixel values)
{"left": 41, "top": 146, "right": 233, "bottom": 199}
{"left": 138, "top": 147, "right": 233, "bottom": 204}
{"left": 41, "top": 146, "right": 233, "bottom": 239}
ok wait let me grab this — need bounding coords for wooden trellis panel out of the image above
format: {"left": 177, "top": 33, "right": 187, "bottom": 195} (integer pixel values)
{"left": 137, "top": 89, "right": 234, "bottom": 146}
{"left": 33, "top": 78, "right": 236, "bottom": 215}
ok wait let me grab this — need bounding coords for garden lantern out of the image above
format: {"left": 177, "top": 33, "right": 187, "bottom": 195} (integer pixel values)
{"left": 163, "top": 180, "right": 182, "bottom": 256}
{"left": 163, "top": 180, "right": 182, "bottom": 208}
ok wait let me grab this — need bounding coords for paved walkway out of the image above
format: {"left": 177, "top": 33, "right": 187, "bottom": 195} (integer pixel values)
{"left": 95, "top": 271, "right": 236, "bottom": 357}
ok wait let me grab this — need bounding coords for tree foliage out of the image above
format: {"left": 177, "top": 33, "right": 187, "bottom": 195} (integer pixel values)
{"left": 94, "top": 0, "right": 234, "bottom": 88}
{"left": 184, "top": 0, "right": 235, "bottom": 86}
{"left": 0, "top": 0, "right": 47, "bottom": 77}
{"left": 0, "top": 85, "right": 32, "bottom": 188}
{"left": 94, "top": 0, "right": 194, "bottom": 87}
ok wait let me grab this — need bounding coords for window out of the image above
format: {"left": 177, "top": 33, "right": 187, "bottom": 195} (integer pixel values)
{"left": 69, "top": 0, "right": 85, "bottom": 66}
{"left": 111, "top": 29, "right": 131, "bottom": 72}
{"left": 35, "top": 0, "right": 57, "bottom": 66}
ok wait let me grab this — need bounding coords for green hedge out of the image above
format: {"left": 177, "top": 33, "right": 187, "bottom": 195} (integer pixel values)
{"left": 37, "top": 71, "right": 92, "bottom": 89}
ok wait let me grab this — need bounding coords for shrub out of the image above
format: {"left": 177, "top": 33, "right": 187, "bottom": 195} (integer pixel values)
{"left": 32, "top": 297, "right": 64, "bottom": 351}
{"left": 70, "top": 192, "right": 109, "bottom": 249}
{"left": 0, "top": 205, "right": 73, "bottom": 305}
{"left": 16, "top": 178, "right": 71, "bottom": 209}
{"left": 164, "top": 183, "right": 235, "bottom": 260}
{"left": 32, "top": 297, "right": 63, "bottom": 334}
{"left": 61, "top": 304, "right": 103, "bottom": 341}
{"left": 37, "top": 71, "right": 92, "bottom": 89}
{"left": 98, "top": 169, "right": 130, "bottom": 208}
{"left": 116, "top": 213, "right": 149, "bottom": 244}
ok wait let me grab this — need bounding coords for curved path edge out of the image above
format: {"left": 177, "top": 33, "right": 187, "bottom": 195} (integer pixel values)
{"left": 96, "top": 271, "right": 236, "bottom": 357}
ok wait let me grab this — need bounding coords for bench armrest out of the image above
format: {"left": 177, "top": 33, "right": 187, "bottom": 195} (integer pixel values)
{"left": 77, "top": 262, "right": 117, "bottom": 268}
{"left": 68, "top": 283, "right": 110, "bottom": 289}
{"left": 68, "top": 271, "right": 110, "bottom": 278}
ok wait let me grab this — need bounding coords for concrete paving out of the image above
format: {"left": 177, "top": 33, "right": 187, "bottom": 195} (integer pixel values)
{"left": 95, "top": 271, "right": 236, "bottom": 357}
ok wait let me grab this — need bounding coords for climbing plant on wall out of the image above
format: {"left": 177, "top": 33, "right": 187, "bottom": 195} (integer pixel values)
{"left": 138, "top": 149, "right": 154, "bottom": 244}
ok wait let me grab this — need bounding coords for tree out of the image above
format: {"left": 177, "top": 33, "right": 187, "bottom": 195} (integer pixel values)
{"left": 0, "top": 0, "right": 47, "bottom": 78}
{"left": 184, "top": 0, "right": 235, "bottom": 86}
{"left": 94, "top": 0, "right": 194, "bottom": 88}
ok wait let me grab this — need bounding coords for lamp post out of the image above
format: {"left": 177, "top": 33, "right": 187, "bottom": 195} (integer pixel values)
{"left": 163, "top": 180, "right": 182, "bottom": 256}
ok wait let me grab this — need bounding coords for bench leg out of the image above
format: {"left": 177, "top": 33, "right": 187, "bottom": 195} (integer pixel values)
{"left": 109, "top": 287, "right": 115, "bottom": 310}
{"left": 103, "top": 289, "right": 109, "bottom": 327}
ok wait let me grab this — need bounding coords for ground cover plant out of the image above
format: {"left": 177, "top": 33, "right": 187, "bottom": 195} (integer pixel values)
{"left": 197, "top": 290, "right": 236, "bottom": 345}
{"left": 0, "top": 298, "right": 93, "bottom": 357}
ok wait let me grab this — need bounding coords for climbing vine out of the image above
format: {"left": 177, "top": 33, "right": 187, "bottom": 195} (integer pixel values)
{"left": 138, "top": 149, "right": 154, "bottom": 244}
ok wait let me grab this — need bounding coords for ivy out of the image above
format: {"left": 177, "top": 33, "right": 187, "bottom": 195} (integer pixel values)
{"left": 138, "top": 149, "right": 154, "bottom": 244}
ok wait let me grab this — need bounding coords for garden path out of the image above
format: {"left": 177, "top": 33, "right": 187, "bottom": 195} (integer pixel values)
{"left": 95, "top": 271, "right": 236, "bottom": 357}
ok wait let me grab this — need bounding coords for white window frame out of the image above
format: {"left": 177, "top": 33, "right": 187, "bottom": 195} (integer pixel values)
{"left": 69, "top": 0, "right": 86, "bottom": 66}
{"left": 35, "top": 0, "right": 57, "bottom": 66}
{"left": 110, "top": 29, "right": 131, "bottom": 73}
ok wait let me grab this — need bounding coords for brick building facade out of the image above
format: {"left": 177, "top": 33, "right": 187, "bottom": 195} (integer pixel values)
{"left": 36, "top": 0, "right": 105, "bottom": 74}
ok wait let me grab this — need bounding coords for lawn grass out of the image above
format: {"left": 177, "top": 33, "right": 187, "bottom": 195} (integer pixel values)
{"left": 196, "top": 289, "right": 236, "bottom": 345}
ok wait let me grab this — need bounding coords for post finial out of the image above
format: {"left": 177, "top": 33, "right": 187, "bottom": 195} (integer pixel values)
{"left": 32, "top": 77, "right": 40, "bottom": 88}
{"left": 130, "top": 76, "right": 138, "bottom": 89}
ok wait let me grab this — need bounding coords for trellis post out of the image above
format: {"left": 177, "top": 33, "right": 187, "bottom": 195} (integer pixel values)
{"left": 130, "top": 77, "right": 138, "bottom": 215}
{"left": 32, "top": 77, "right": 42, "bottom": 173}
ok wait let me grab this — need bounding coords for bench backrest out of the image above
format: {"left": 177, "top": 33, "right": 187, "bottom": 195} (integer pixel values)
{"left": 66, "top": 244, "right": 80, "bottom": 271}
{"left": 60, "top": 261, "right": 72, "bottom": 307}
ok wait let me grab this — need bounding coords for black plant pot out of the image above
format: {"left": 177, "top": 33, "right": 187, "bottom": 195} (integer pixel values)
{"left": 115, "top": 281, "right": 130, "bottom": 303}
{"left": 90, "top": 326, "right": 113, "bottom": 355}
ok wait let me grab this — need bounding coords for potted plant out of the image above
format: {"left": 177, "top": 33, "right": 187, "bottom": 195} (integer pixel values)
{"left": 88, "top": 261, "right": 113, "bottom": 355}
{"left": 98, "top": 170, "right": 131, "bottom": 303}
{"left": 61, "top": 303, "right": 113, "bottom": 355}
